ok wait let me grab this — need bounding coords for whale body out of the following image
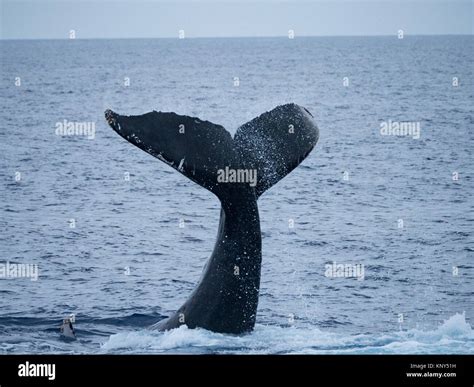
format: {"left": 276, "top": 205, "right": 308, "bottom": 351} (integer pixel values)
{"left": 105, "top": 103, "right": 319, "bottom": 334}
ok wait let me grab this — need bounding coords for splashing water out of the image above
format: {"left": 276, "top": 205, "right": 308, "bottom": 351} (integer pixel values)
{"left": 101, "top": 313, "right": 473, "bottom": 354}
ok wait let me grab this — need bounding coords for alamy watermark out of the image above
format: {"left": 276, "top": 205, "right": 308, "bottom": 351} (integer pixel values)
{"left": 380, "top": 120, "right": 420, "bottom": 139}
{"left": 0, "top": 261, "right": 38, "bottom": 281}
{"left": 325, "top": 261, "right": 365, "bottom": 280}
{"left": 55, "top": 120, "right": 95, "bottom": 139}
{"left": 217, "top": 167, "right": 257, "bottom": 187}
{"left": 18, "top": 361, "right": 55, "bottom": 381}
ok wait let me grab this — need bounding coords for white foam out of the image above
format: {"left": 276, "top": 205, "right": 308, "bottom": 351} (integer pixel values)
{"left": 100, "top": 312, "right": 473, "bottom": 354}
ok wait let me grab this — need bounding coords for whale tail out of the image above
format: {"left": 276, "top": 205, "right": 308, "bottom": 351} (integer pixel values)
{"left": 105, "top": 103, "right": 318, "bottom": 198}
{"left": 105, "top": 104, "right": 318, "bottom": 333}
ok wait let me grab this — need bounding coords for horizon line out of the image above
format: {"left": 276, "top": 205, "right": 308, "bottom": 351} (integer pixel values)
{"left": 1, "top": 33, "right": 473, "bottom": 41}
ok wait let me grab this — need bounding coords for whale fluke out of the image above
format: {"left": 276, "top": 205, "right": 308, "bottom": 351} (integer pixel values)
{"left": 105, "top": 109, "right": 239, "bottom": 201}
{"left": 234, "top": 104, "right": 318, "bottom": 197}
{"left": 105, "top": 104, "right": 319, "bottom": 333}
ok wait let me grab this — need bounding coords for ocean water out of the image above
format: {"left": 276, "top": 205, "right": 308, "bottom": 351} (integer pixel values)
{"left": 0, "top": 36, "right": 473, "bottom": 354}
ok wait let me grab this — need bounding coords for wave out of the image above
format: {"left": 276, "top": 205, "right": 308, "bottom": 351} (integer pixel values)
{"left": 100, "top": 312, "right": 473, "bottom": 354}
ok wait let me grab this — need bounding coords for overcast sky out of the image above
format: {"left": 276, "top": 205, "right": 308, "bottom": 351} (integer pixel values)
{"left": 1, "top": 0, "right": 472, "bottom": 39}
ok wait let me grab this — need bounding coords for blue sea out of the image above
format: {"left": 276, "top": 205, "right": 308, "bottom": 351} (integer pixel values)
{"left": 0, "top": 36, "right": 473, "bottom": 354}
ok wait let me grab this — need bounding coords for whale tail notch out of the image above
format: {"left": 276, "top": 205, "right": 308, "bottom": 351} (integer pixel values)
{"left": 105, "top": 103, "right": 318, "bottom": 199}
